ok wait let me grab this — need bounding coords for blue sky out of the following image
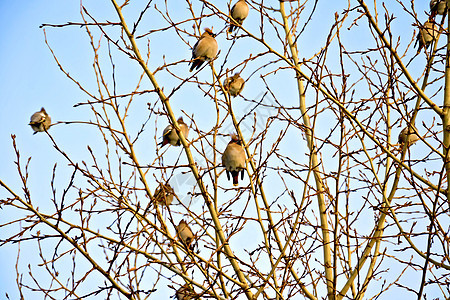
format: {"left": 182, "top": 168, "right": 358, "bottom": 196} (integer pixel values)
{"left": 0, "top": 1, "right": 90, "bottom": 297}
{"left": 0, "top": 0, "right": 446, "bottom": 299}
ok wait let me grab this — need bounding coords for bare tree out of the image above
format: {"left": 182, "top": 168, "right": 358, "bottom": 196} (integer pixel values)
{"left": 1, "top": 0, "right": 450, "bottom": 299}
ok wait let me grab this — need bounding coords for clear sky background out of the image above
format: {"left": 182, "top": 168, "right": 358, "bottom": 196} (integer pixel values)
{"left": 0, "top": 0, "right": 443, "bottom": 299}
{"left": 0, "top": 1, "right": 101, "bottom": 297}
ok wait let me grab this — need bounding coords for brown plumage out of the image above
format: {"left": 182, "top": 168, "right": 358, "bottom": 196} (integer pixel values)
{"left": 430, "top": 0, "right": 447, "bottom": 19}
{"left": 222, "top": 134, "right": 246, "bottom": 186}
{"left": 398, "top": 127, "right": 420, "bottom": 146}
{"left": 29, "top": 107, "right": 51, "bottom": 134}
{"left": 189, "top": 28, "right": 218, "bottom": 72}
{"left": 175, "top": 284, "right": 197, "bottom": 300}
{"left": 415, "top": 20, "right": 438, "bottom": 53}
{"left": 153, "top": 183, "right": 175, "bottom": 206}
{"left": 229, "top": 0, "right": 249, "bottom": 32}
{"left": 176, "top": 219, "right": 194, "bottom": 250}
{"left": 160, "top": 117, "right": 189, "bottom": 147}
{"left": 223, "top": 73, "right": 245, "bottom": 97}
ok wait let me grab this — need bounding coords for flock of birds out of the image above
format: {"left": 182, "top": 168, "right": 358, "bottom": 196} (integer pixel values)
{"left": 28, "top": 1, "right": 443, "bottom": 297}
{"left": 398, "top": 0, "right": 446, "bottom": 147}
{"left": 416, "top": 0, "right": 444, "bottom": 52}
{"left": 28, "top": 1, "right": 250, "bottom": 299}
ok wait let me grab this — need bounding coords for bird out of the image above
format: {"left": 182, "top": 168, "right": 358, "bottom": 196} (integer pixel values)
{"left": 223, "top": 73, "right": 245, "bottom": 97}
{"left": 153, "top": 183, "right": 175, "bottom": 206}
{"left": 175, "top": 284, "right": 197, "bottom": 300}
{"left": 416, "top": 20, "right": 438, "bottom": 53}
{"left": 222, "top": 134, "right": 246, "bottom": 186}
{"left": 398, "top": 126, "right": 420, "bottom": 146}
{"left": 430, "top": 0, "right": 447, "bottom": 18}
{"left": 176, "top": 220, "right": 194, "bottom": 250}
{"left": 189, "top": 28, "right": 218, "bottom": 72}
{"left": 228, "top": 0, "right": 249, "bottom": 33}
{"left": 29, "top": 107, "right": 51, "bottom": 134}
{"left": 159, "top": 117, "right": 189, "bottom": 147}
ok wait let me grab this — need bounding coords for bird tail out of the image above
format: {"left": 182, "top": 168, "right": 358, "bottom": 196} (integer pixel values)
{"left": 430, "top": 10, "right": 438, "bottom": 20}
{"left": 189, "top": 59, "right": 203, "bottom": 72}
{"left": 189, "top": 241, "right": 195, "bottom": 252}
{"left": 232, "top": 171, "right": 239, "bottom": 186}
{"left": 158, "top": 139, "right": 168, "bottom": 147}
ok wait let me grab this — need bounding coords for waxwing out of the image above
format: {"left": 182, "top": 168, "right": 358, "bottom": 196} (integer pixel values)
{"left": 430, "top": 0, "right": 447, "bottom": 18}
{"left": 176, "top": 219, "right": 194, "bottom": 250}
{"left": 29, "top": 107, "right": 51, "bottom": 134}
{"left": 229, "top": 0, "right": 249, "bottom": 33}
{"left": 189, "top": 28, "right": 218, "bottom": 72}
{"left": 416, "top": 20, "right": 438, "bottom": 53}
{"left": 223, "top": 73, "right": 245, "bottom": 97}
{"left": 176, "top": 284, "right": 197, "bottom": 300}
{"left": 154, "top": 183, "right": 175, "bottom": 206}
{"left": 222, "top": 134, "right": 246, "bottom": 186}
{"left": 160, "top": 117, "right": 189, "bottom": 147}
{"left": 398, "top": 126, "right": 420, "bottom": 146}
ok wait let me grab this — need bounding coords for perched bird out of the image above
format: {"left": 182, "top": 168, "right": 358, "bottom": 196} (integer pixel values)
{"left": 416, "top": 20, "right": 438, "bottom": 53}
{"left": 222, "top": 134, "right": 246, "bottom": 186}
{"left": 223, "top": 73, "right": 245, "bottom": 97}
{"left": 29, "top": 107, "right": 51, "bottom": 134}
{"left": 153, "top": 183, "right": 175, "bottom": 206}
{"left": 176, "top": 220, "right": 194, "bottom": 250}
{"left": 228, "top": 0, "right": 249, "bottom": 33}
{"left": 430, "top": 0, "right": 447, "bottom": 18}
{"left": 189, "top": 28, "right": 218, "bottom": 72}
{"left": 398, "top": 126, "right": 420, "bottom": 146}
{"left": 176, "top": 284, "right": 197, "bottom": 300}
{"left": 159, "top": 117, "right": 189, "bottom": 147}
